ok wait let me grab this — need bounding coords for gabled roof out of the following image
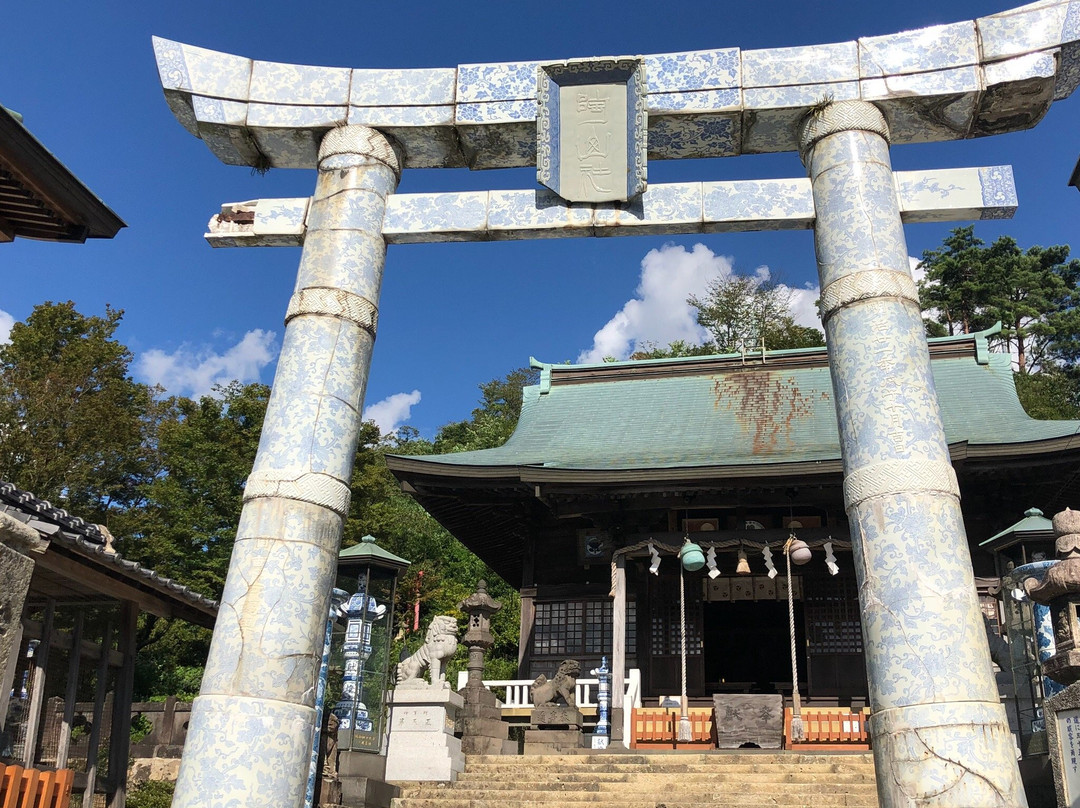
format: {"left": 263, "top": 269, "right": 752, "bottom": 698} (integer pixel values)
{"left": 0, "top": 106, "right": 124, "bottom": 242}
{"left": 389, "top": 328, "right": 1080, "bottom": 481}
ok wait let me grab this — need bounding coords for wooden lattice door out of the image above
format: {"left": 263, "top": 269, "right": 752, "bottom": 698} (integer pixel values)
{"left": 641, "top": 567, "right": 703, "bottom": 697}
{"left": 802, "top": 573, "right": 868, "bottom": 697}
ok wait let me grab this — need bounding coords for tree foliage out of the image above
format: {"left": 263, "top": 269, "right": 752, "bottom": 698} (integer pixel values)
{"left": 918, "top": 226, "right": 1080, "bottom": 374}
{"left": 0, "top": 301, "right": 163, "bottom": 521}
{"left": 918, "top": 226, "right": 1080, "bottom": 418}
{"left": 688, "top": 273, "right": 825, "bottom": 354}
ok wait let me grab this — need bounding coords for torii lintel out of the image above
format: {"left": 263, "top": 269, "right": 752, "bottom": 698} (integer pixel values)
{"left": 153, "top": 0, "right": 1080, "bottom": 171}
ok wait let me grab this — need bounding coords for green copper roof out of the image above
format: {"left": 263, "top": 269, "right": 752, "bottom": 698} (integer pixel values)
{"left": 981, "top": 507, "right": 1055, "bottom": 547}
{"left": 338, "top": 534, "right": 410, "bottom": 570}
{"left": 396, "top": 329, "right": 1080, "bottom": 473}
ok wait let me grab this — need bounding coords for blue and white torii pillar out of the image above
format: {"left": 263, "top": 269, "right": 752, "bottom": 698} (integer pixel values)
{"left": 154, "top": 4, "right": 1080, "bottom": 805}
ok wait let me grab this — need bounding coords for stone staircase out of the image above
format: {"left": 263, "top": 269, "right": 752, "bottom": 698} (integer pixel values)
{"left": 392, "top": 751, "right": 880, "bottom": 808}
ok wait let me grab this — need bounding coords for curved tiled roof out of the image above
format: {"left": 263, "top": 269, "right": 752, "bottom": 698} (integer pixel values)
{"left": 390, "top": 329, "right": 1080, "bottom": 475}
{"left": 0, "top": 481, "right": 218, "bottom": 620}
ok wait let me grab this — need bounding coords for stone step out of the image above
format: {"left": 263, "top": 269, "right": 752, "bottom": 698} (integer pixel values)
{"left": 393, "top": 797, "right": 878, "bottom": 808}
{"left": 466, "top": 753, "right": 874, "bottom": 766}
{"left": 430, "top": 773, "right": 877, "bottom": 789}
{"left": 412, "top": 781, "right": 878, "bottom": 795}
{"left": 459, "top": 763, "right": 875, "bottom": 776}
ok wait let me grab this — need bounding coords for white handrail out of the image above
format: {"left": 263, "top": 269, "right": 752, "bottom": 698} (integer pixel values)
{"left": 454, "top": 669, "right": 640, "bottom": 713}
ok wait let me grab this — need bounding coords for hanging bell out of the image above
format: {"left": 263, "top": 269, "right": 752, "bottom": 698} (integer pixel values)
{"left": 788, "top": 538, "right": 812, "bottom": 565}
{"left": 736, "top": 548, "right": 751, "bottom": 575}
{"left": 679, "top": 538, "right": 706, "bottom": 572}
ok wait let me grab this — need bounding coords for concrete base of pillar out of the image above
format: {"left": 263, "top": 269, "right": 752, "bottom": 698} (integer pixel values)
{"left": 385, "top": 685, "right": 464, "bottom": 782}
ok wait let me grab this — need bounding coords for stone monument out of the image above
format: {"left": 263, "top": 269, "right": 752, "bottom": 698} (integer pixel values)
{"left": 153, "top": 6, "right": 1080, "bottom": 804}
{"left": 524, "top": 659, "right": 584, "bottom": 753}
{"left": 384, "top": 616, "right": 464, "bottom": 783}
{"left": 458, "top": 581, "right": 515, "bottom": 755}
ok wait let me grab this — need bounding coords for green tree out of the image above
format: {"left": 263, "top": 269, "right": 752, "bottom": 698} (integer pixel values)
{"left": 981, "top": 237, "right": 1080, "bottom": 374}
{"left": 432, "top": 367, "right": 539, "bottom": 453}
{"left": 918, "top": 227, "right": 1080, "bottom": 419}
{"left": 0, "top": 301, "right": 163, "bottom": 521}
{"left": 919, "top": 227, "right": 1080, "bottom": 373}
{"left": 917, "top": 226, "right": 992, "bottom": 337}
{"left": 688, "top": 274, "right": 824, "bottom": 354}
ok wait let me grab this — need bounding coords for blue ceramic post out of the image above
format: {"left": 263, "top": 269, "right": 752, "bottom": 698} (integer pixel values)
{"left": 170, "top": 127, "right": 401, "bottom": 808}
{"left": 800, "top": 101, "right": 1025, "bottom": 807}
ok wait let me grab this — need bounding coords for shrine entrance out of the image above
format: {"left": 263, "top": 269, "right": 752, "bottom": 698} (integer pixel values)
{"left": 702, "top": 600, "right": 805, "bottom": 696}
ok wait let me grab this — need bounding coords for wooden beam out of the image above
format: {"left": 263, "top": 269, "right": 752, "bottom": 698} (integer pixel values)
{"left": 32, "top": 549, "right": 213, "bottom": 624}
{"left": 612, "top": 555, "right": 626, "bottom": 710}
{"left": 56, "top": 611, "right": 84, "bottom": 769}
{"left": 106, "top": 602, "right": 138, "bottom": 808}
{"left": 20, "top": 619, "right": 124, "bottom": 667}
{"left": 81, "top": 622, "right": 113, "bottom": 808}
{"left": 21, "top": 598, "right": 54, "bottom": 767}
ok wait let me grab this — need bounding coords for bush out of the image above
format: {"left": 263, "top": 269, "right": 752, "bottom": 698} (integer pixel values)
{"left": 127, "top": 780, "right": 175, "bottom": 808}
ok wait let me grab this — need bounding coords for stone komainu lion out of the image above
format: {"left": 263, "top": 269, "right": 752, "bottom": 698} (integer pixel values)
{"left": 396, "top": 615, "right": 459, "bottom": 686}
{"left": 531, "top": 659, "right": 581, "bottom": 707}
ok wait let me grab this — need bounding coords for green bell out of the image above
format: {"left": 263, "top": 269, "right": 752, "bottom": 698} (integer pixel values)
{"left": 679, "top": 539, "right": 706, "bottom": 572}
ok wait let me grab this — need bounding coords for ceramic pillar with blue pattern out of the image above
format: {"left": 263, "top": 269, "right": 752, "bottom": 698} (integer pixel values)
{"left": 170, "top": 125, "right": 401, "bottom": 808}
{"left": 799, "top": 101, "right": 1025, "bottom": 807}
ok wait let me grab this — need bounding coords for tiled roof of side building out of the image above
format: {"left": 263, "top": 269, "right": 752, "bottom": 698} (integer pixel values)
{"left": 0, "top": 481, "right": 218, "bottom": 619}
{"left": 391, "top": 327, "right": 1080, "bottom": 473}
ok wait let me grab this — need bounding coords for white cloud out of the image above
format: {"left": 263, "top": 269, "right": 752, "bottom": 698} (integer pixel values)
{"left": 137, "top": 329, "right": 277, "bottom": 398}
{"left": 578, "top": 243, "right": 731, "bottom": 363}
{"left": 363, "top": 390, "right": 421, "bottom": 435}
{"left": 578, "top": 244, "right": 826, "bottom": 362}
{"left": 0, "top": 310, "right": 13, "bottom": 344}
{"left": 786, "top": 283, "right": 822, "bottom": 330}
{"left": 909, "top": 255, "right": 926, "bottom": 284}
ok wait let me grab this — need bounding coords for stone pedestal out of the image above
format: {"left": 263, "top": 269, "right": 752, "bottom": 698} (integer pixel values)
{"left": 385, "top": 685, "right": 464, "bottom": 782}
{"left": 337, "top": 752, "right": 398, "bottom": 808}
{"left": 460, "top": 686, "right": 515, "bottom": 755}
{"left": 1043, "top": 683, "right": 1080, "bottom": 808}
{"left": 523, "top": 705, "right": 584, "bottom": 754}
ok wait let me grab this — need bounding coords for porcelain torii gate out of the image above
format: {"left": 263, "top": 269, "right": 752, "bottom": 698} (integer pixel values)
{"left": 155, "top": 4, "right": 1078, "bottom": 806}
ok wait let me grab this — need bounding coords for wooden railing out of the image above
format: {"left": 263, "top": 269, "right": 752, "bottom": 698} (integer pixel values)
{"left": 783, "top": 707, "right": 871, "bottom": 749}
{"left": 629, "top": 707, "right": 715, "bottom": 749}
{"left": 0, "top": 765, "right": 74, "bottom": 808}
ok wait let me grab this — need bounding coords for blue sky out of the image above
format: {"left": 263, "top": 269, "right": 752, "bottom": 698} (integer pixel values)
{"left": 3, "top": 0, "right": 1077, "bottom": 438}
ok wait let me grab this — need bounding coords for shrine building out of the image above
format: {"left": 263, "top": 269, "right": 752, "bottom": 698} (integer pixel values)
{"left": 387, "top": 326, "right": 1080, "bottom": 706}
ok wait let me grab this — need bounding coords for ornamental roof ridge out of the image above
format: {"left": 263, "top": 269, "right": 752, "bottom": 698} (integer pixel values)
{"left": 527, "top": 327, "right": 998, "bottom": 386}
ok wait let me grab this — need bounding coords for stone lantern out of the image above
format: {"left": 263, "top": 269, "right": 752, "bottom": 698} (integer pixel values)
{"left": 1026, "top": 509, "right": 1080, "bottom": 684}
{"left": 458, "top": 580, "right": 515, "bottom": 755}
